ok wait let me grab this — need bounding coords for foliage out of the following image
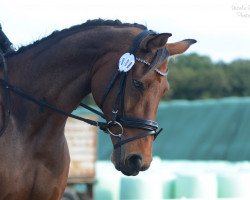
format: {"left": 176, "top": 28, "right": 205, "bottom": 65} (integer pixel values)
{"left": 165, "top": 53, "right": 250, "bottom": 100}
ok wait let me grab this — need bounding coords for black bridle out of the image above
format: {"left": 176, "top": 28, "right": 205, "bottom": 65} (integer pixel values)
{"left": 0, "top": 30, "right": 168, "bottom": 149}
{"left": 99, "top": 30, "right": 169, "bottom": 149}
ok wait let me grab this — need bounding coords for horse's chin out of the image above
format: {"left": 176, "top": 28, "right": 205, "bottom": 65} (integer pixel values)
{"left": 114, "top": 163, "right": 140, "bottom": 176}
{"left": 122, "top": 169, "right": 140, "bottom": 176}
{"left": 111, "top": 152, "right": 151, "bottom": 176}
{"left": 112, "top": 160, "right": 150, "bottom": 176}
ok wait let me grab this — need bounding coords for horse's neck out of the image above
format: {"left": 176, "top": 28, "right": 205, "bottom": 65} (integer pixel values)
{"left": 6, "top": 28, "right": 115, "bottom": 133}
{"left": 10, "top": 30, "right": 107, "bottom": 111}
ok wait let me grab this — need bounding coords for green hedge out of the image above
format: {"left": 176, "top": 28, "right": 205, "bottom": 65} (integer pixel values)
{"left": 165, "top": 53, "right": 250, "bottom": 100}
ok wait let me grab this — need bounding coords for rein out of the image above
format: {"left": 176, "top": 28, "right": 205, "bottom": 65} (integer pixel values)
{"left": 0, "top": 30, "right": 167, "bottom": 148}
{"left": 0, "top": 49, "right": 11, "bottom": 136}
{"left": 0, "top": 79, "right": 109, "bottom": 131}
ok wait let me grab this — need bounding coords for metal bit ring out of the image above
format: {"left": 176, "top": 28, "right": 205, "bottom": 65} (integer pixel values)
{"left": 107, "top": 121, "right": 123, "bottom": 138}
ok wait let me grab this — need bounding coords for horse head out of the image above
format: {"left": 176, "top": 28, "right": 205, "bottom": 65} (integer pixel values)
{"left": 91, "top": 28, "right": 196, "bottom": 176}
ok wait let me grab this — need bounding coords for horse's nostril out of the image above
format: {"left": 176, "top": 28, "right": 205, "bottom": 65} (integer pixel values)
{"left": 125, "top": 154, "right": 142, "bottom": 172}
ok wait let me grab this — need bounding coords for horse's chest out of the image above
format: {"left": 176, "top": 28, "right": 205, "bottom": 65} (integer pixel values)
{"left": 0, "top": 162, "right": 66, "bottom": 200}
{"left": 0, "top": 141, "right": 69, "bottom": 200}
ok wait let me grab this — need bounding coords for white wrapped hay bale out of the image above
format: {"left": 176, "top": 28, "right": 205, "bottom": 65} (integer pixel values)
{"left": 218, "top": 172, "right": 250, "bottom": 198}
{"left": 120, "top": 173, "right": 163, "bottom": 199}
{"left": 161, "top": 173, "right": 176, "bottom": 199}
{"left": 174, "top": 172, "right": 217, "bottom": 199}
{"left": 94, "top": 161, "right": 121, "bottom": 200}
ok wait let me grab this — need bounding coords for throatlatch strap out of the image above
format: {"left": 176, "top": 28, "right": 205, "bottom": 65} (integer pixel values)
{"left": 100, "top": 70, "right": 120, "bottom": 109}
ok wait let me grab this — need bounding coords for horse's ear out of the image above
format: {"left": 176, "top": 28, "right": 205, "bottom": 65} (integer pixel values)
{"left": 146, "top": 33, "right": 172, "bottom": 52}
{"left": 166, "top": 39, "right": 197, "bottom": 56}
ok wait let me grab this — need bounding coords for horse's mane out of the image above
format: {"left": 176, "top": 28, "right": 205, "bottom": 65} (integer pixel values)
{"left": 7, "top": 19, "right": 147, "bottom": 57}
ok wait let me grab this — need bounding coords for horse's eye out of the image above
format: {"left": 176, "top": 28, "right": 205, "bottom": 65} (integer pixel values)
{"left": 132, "top": 79, "right": 144, "bottom": 92}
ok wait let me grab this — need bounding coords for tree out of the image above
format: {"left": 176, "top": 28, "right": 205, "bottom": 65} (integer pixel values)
{"left": 164, "top": 54, "right": 250, "bottom": 100}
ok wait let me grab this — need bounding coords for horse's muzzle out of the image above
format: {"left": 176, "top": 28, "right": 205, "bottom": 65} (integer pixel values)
{"left": 115, "top": 153, "right": 150, "bottom": 176}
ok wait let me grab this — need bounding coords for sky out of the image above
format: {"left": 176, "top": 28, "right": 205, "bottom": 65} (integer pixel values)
{"left": 1, "top": 0, "right": 250, "bottom": 63}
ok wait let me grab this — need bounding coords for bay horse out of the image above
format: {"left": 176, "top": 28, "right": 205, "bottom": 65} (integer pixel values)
{"left": 0, "top": 19, "right": 196, "bottom": 200}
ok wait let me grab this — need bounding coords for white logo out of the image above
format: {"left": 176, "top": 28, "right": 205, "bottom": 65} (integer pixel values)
{"left": 118, "top": 53, "right": 135, "bottom": 72}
